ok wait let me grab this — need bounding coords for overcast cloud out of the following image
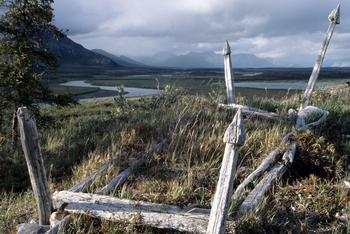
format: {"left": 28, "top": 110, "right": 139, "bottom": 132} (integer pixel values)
{"left": 53, "top": 0, "right": 350, "bottom": 67}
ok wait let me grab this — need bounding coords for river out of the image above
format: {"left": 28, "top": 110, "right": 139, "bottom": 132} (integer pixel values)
{"left": 60, "top": 79, "right": 346, "bottom": 101}
{"left": 60, "top": 80, "right": 160, "bottom": 101}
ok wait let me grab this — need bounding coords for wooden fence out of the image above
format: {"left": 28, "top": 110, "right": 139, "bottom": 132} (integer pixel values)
{"left": 15, "top": 4, "right": 340, "bottom": 234}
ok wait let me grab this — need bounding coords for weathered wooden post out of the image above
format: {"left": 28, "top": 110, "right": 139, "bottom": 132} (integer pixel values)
{"left": 17, "top": 107, "right": 52, "bottom": 225}
{"left": 206, "top": 108, "right": 245, "bottom": 234}
{"left": 301, "top": 4, "right": 340, "bottom": 109}
{"left": 224, "top": 40, "right": 235, "bottom": 104}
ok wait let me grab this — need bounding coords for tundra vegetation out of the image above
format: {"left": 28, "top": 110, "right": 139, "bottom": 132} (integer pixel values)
{"left": 0, "top": 84, "right": 349, "bottom": 233}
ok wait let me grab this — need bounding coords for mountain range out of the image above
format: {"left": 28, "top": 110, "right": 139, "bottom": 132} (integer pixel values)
{"left": 44, "top": 34, "right": 275, "bottom": 68}
{"left": 135, "top": 51, "right": 274, "bottom": 68}
{"left": 43, "top": 33, "right": 119, "bottom": 67}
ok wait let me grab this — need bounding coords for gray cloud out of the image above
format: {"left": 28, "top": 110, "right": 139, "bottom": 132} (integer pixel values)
{"left": 53, "top": 0, "right": 350, "bottom": 66}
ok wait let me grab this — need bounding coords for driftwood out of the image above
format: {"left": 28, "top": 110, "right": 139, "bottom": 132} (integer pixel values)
{"left": 238, "top": 163, "right": 287, "bottom": 215}
{"left": 17, "top": 107, "right": 52, "bottom": 225}
{"left": 232, "top": 149, "right": 281, "bottom": 202}
{"left": 219, "top": 103, "right": 278, "bottom": 120}
{"left": 96, "top": 158, "right": 147, "bottom": 195}
{"left": 224, "top": 40, "right": 235, "bottom": 104}
{"left": 296, "top": 106, "right": 329, "bottom": 131}
{"left": 52, "top": 191, "right": 212, "bottom": 233}
{"left": 206, "top": 109, "right": 245, "bottom": 234}
{"left": 301, "top": 4, "right": 340, "bottom": 109}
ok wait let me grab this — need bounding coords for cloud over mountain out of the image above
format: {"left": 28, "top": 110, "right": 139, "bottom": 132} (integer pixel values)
{"left": 53, "top": 1, "right": 350, "bottom": 67}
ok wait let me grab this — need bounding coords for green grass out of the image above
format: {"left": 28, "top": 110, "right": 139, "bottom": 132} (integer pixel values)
{"left": 0, "top": 86, "right": 349, "bottom": 233}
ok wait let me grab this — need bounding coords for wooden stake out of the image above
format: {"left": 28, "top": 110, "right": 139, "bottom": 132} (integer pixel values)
{"left": 224, "top": 40, "right": 235, "bottom": 104}
{"left": 17, "top": 107, "right": 52, "bottom": 225}
{"left": 206, "top": 109, "right": 245, "bottom": 234}
{"left": 301, "top": 4, "right": 340, "bottom": 109}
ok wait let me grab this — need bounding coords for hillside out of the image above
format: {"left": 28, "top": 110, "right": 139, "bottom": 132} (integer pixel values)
{"left": 92, "top": 49, "right": 147, "bottom": 67}
{"left": 43, "top": 34, "right": 121, "bottom": 67}
{"left": 0, "top": 86, "right": 349, "bottom": 233}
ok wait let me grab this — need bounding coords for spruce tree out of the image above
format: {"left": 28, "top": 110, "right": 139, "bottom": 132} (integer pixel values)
{"left": 0, "top": 0, "right": 69, "bottom": 131}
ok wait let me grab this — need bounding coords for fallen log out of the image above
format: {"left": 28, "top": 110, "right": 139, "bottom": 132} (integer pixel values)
{"left": 52, "top": 191, "right": 212, "bottom": 233}
{"left": 219, "top": 103, "right": 278, "bottom": 120}
{"left": 238, "top": 163, "right": 287, "bottom": 216}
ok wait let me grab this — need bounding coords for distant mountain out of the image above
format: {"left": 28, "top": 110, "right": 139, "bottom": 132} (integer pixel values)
{"left": 135, "top": 51, "right": 275, "bottom": 68}
{"left": 92, "top": 49, "right": 146, "bottom": 67}
{"left": 43, "top": 34, "right": 120, "bottom": 67}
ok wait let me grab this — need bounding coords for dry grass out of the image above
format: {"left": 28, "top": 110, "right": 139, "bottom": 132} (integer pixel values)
{"left": 0, "top": 86, "right": 349, "bottom": 233}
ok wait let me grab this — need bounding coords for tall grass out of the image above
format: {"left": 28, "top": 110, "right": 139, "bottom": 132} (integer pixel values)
{"left": 0, "top": 86, "right": 349, "bottom": 233}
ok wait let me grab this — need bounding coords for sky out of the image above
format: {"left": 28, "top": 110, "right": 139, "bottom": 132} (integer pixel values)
{"left": 53, "top": 0, "right": 350, "bottom": 67}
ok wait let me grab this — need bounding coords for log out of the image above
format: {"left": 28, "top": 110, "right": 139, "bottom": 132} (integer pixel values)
{"left": 223, "top": 40, "right": 235, "bottom": 104}
{"left": 206, "top": 109, "right": 245, "bottom": 234}
{"left": 96, "top": 158, "right": 147, "bottom": 195}
{"left": 301, "top": 4, "right": 340, "bottom": 109}
{"left": 238, "top": 163, "right": 287, "bottom": 216}
{"left": 52, "top": 191, "right": 212, "bottom": 233}
{"left": 17, "top": 107, "right": 52, "bottom": 225}
{"left": 219, "top": 103, "right": 278, "bottom": 120}
{"left": 296, "top": 106, "right": 329, "bottom": 131}
{"left": 232, "top": 148, "right": 281, "bottom": 202}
